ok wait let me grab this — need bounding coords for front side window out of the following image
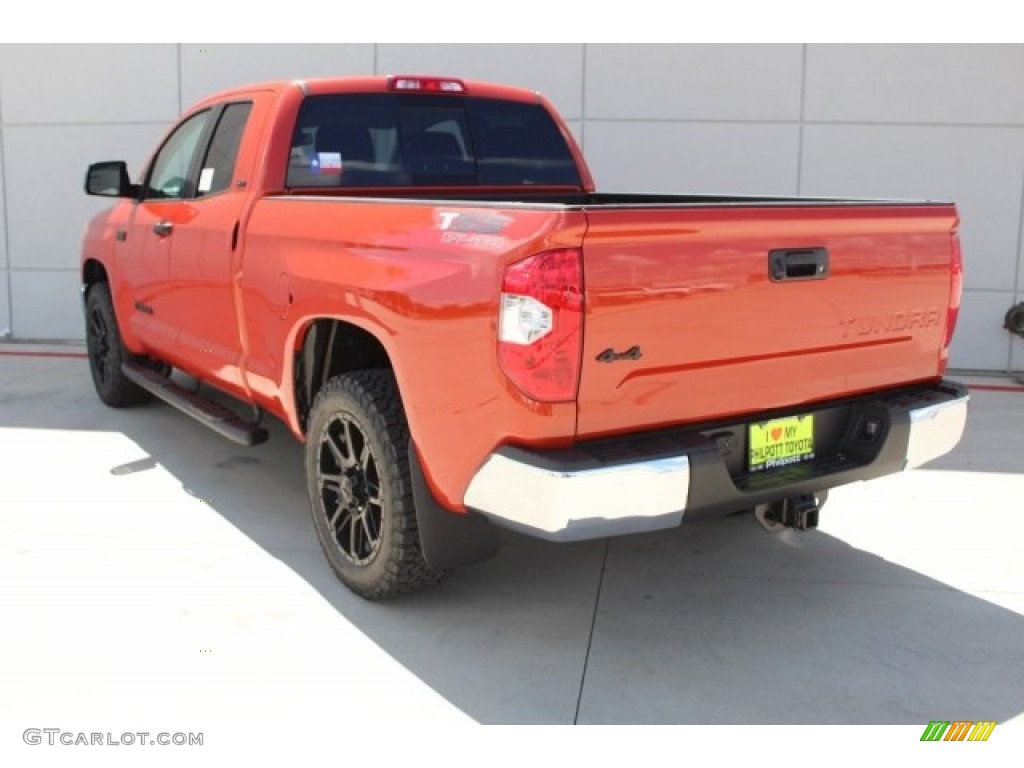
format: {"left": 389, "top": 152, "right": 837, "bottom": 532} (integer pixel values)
{"left": 287, "top": 94, "right": 581, "bottom": 188}
{"left": 146, "top": 110, "right": 211, "bottom": 199}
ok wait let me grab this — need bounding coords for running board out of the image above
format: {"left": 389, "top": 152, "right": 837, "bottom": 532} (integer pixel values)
{"left": 121, "top": 362, "right": 269, "bottom": 446}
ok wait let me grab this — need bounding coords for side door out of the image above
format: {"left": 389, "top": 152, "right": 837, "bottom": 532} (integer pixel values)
{"left": 119, "top": 108, "right": 214, "bottom": 354}
{"left": 166, "top": 100, "right": 261, "bottom": 394}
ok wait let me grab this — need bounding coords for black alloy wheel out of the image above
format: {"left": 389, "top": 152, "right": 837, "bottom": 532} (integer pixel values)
{"left": 316, "top": 412, "right": 384, "bottom": 565}
{"left": 305, "top": 370, "right": 446, "bottom": 599}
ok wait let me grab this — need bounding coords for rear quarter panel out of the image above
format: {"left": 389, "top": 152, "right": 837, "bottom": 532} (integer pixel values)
{"left": 240, "top": 197, "right": 587, "bottom": 509}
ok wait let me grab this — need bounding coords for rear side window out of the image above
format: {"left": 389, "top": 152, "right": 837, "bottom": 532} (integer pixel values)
{"left": 198, "top": 102, "right": 252, "bottom": 196}
{"left": 287, "top": 94, "right": 581, "bottom": 188}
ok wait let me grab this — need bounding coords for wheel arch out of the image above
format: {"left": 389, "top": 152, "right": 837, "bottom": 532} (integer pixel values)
{"left": 81, "top": 256, "right": 145, "bottom": 352}
{"left": 82, "top": 258, "right": 109, "bottom": 289}
{"left": 292, "top": 317, "right": 503, "bottom": 579}
{"left": 292, "top": 317, "right": 396, "bottom": 436}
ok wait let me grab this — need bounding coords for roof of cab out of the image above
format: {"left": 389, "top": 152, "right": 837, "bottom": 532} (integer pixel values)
{"left": 187, "top": 75, "right": 544, "bottom": 113}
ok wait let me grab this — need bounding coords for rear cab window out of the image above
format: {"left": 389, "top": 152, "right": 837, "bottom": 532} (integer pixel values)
{"left": 286, "top": 93, "right": 581, "bottom": 188}
{"left": 198, "top": 102, "right": 252, "bottom": 196}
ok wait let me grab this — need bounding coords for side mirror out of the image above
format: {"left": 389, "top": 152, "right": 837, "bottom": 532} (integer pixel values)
{"left": 85, "top": 161, "right": 138, "bottom": 198}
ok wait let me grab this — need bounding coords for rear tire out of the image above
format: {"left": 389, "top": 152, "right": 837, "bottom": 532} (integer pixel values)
{"left": 305, "top": 370, "right": 447, "bottom": 600}
{"left": 84, "top": 283, "right": 151, "bottom": 407}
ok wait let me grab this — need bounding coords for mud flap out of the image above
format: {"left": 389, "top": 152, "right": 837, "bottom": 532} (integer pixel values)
{"left": 409, "top": 444, "right": 501, "bottom": 572}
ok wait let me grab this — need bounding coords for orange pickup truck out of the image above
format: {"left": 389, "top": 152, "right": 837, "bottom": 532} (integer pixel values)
{"left": 81, "top": 75, "right": 968, "bottom": 599}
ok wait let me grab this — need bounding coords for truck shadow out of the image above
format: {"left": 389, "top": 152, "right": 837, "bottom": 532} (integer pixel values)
{"left": 294, "top": 518, "right": 1024, "bottom": 725}
{"left": 4, "top": 355, "right": 1024, "bottom": 724}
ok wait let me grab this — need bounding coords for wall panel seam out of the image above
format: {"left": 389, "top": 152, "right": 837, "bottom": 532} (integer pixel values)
{"left": 3, "top": 121, "right": 175, "bottom": 128}
{"left": 579, "top": 43, "right": 587, "bottom": 152}
{"left": 586, "top": 117, "right": 1024, "bottom": 130}
{"left": 175, "top": 44, "right": 182, "bottom": 116}
{"left": 1012, "top": 166, "right": 1024, "bottom": 371}
{"left": 7, "top": 268, "right": 81, "bottom": 273}
{"left": 1016, "top": 165, "right": 1024, "bottom": 294}
{"left": 0, "top": 79, "right": 13, "bottom": 335}
{"left": 796, "top": 43, "right": 807, "bottom": 195}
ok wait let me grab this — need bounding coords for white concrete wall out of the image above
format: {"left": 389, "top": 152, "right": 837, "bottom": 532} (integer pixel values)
{"left": 1, "top": 43, "right": 1022, "bottom": 371}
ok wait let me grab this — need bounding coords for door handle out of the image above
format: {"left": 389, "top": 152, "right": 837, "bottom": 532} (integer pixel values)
{"left": 153, "top": 221, "right": 174, "bottom": 237}
{"left": 769, "top": 247, "right": 829, "bottom": 282}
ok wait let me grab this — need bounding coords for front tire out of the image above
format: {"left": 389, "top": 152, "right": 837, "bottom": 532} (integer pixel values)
{"left": 84, "top": 282, "right": 151, "bottom": 407}
{"left": 305, "top": 370, "right": 447, "bottom": 600}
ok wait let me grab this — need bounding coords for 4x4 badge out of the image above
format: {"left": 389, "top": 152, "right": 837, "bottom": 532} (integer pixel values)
{"left": 596, "top": 345, "right": 642, "bottom": 363}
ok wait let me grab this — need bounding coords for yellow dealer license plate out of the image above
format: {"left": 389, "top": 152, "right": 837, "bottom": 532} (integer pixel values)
{"left": 749, "top": 414, "right": 815, "bottom": 472}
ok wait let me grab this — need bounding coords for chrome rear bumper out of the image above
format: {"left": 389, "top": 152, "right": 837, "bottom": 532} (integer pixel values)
{"left": 905, "top": 394, "right": 970, "bottom": 469}
{"left": 463, "top": 382, "right": 969, "bottom": 542}
{"left": 464, "top": 453, "right": 689, "bottom": 542}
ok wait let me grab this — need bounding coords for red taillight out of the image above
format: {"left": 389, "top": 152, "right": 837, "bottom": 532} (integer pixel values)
{"left": 388, "top": 76, "right": 466, "bottom": 93}
{"left": 945, "top": 232, "right": 963, "bottom": 348}
{"left": 498, "top": 249, "right": 583, "bottom": 402}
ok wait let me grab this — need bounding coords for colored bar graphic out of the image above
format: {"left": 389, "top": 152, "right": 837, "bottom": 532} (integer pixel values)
{"left": 968, "top": 722, "right": 996, "bottom": 742}
{"left": 921, "top": 721, "right": 950, "bottom": 741}
{"left": 920, "top": 720, "right": 996, "bottom": 742}
{"left": 945, "top": 721, "right": 973, "bottom": 741}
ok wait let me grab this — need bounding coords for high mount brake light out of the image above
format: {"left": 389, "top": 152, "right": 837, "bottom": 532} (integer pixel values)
{"left": 388, "top": 76, "right": 466, "bottom": 93}
{"left": 498, "top": 249, "right": 583, "bottom": 402}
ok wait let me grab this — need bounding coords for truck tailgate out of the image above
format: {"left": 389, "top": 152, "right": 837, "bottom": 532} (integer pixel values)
{"left": 576, "top": 204, "right": 958, "bottom": 438}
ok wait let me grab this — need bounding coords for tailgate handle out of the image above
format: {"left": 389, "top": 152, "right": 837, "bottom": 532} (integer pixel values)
{"left": 769, "top": 248, "right": 829, "bottom": 282}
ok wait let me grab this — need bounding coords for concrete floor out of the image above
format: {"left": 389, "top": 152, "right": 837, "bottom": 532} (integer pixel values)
{"left": 2, "top": 347, "right": 1023, "bottom": 738}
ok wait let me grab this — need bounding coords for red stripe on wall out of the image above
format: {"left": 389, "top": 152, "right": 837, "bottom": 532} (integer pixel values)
{"left": 969, "top": 384, "right": 1024, "bottom": 393}
{"left": 0, "top": 350, "right": 88, "bottom": 359}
